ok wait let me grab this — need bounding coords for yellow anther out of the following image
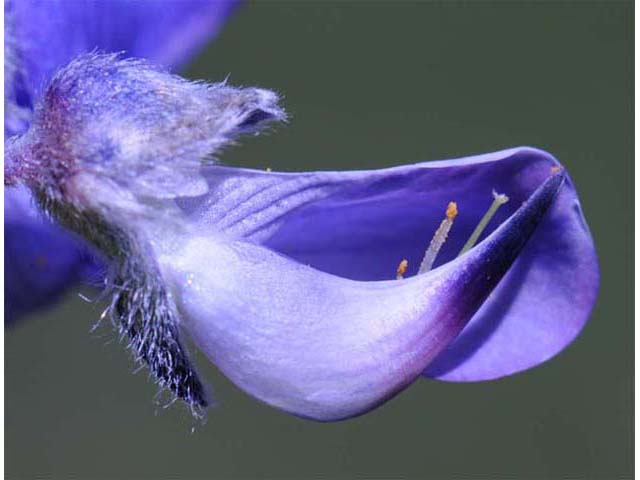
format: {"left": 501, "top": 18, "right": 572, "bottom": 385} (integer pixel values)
{"left": 550, "top": 165, "right": 563, "bottom": 174}
{"left": 396, "top": 259, "right": 409, "bottom": 280}
{"left": 446, "top": 201, "right": 458, "bottom": 219}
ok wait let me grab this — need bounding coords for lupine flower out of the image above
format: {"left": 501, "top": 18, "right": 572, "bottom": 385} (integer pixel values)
{"left": 6, "top": 47, "right": 598, "bottom": 420}
{"left": 5, "top": 0, "right": 238, "bottom": 321}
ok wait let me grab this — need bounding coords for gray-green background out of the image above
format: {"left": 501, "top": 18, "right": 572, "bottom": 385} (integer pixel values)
{"left": 6, "top": 1, "right": 632, "bottom": 479}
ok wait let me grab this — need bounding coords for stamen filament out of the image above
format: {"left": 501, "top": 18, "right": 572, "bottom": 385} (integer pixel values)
{"left": 458, "top": 190, "right": 509, "bottom": 257}
{"left": 396, "top": 259, "right": 409, "bottom": 280}
{"left": 418, "top": 202, "right": 458, "bottom": 274}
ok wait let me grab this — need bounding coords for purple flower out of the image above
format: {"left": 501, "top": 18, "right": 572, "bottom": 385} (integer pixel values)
{"left": 5, "top": 0, "right": 238, "bottom": 321}
{"left": 6, "top": 52, "right": 598, "bottom": 420}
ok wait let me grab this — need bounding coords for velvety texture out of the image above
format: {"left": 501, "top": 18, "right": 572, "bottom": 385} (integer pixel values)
{"left": 5, "top": 0, "right": 238, "bottom": 321}
{"left": 180, "top": 147, "right": 599, "bottom": 382}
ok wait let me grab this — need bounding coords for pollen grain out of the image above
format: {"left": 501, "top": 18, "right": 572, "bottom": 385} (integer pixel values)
{"left": 446, "top": 202, "right": 458, "bottom": 219}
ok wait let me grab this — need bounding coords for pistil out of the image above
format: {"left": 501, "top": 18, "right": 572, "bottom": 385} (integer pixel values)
{"left": 458, "top": 191, "right": 509, "bottom": 257}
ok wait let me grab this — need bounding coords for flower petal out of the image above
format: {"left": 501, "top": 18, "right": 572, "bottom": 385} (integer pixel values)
{"left": 6, "top": 0, "right": 237, "bottom": 132}
{"left": 5, "top": 186, "right": 100, "bottom": 323}
{"left": 180, "top": 147, "right": 598, "bottom": 382}
{"left": 163, "top": 170, "right": 564, "bottom": 420}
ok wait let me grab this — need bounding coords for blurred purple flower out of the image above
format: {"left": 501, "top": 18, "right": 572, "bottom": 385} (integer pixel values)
{"left": 5, "top": 0, "right": 238, "bottom": 321}
{"left": 6, "top": 50, "right": 598, "bottom": 420}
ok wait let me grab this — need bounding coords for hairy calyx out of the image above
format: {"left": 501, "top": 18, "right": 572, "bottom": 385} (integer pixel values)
{"left": 39, "top": 192, "right": 209, "bottom": 412}
{"left": 6, "top": 53, "right": 284, "bottom": 414}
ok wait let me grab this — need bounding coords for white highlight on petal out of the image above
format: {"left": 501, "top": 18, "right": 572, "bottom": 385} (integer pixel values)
{"left": 158, "top": 234, "right": 463, "bottom": 421}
